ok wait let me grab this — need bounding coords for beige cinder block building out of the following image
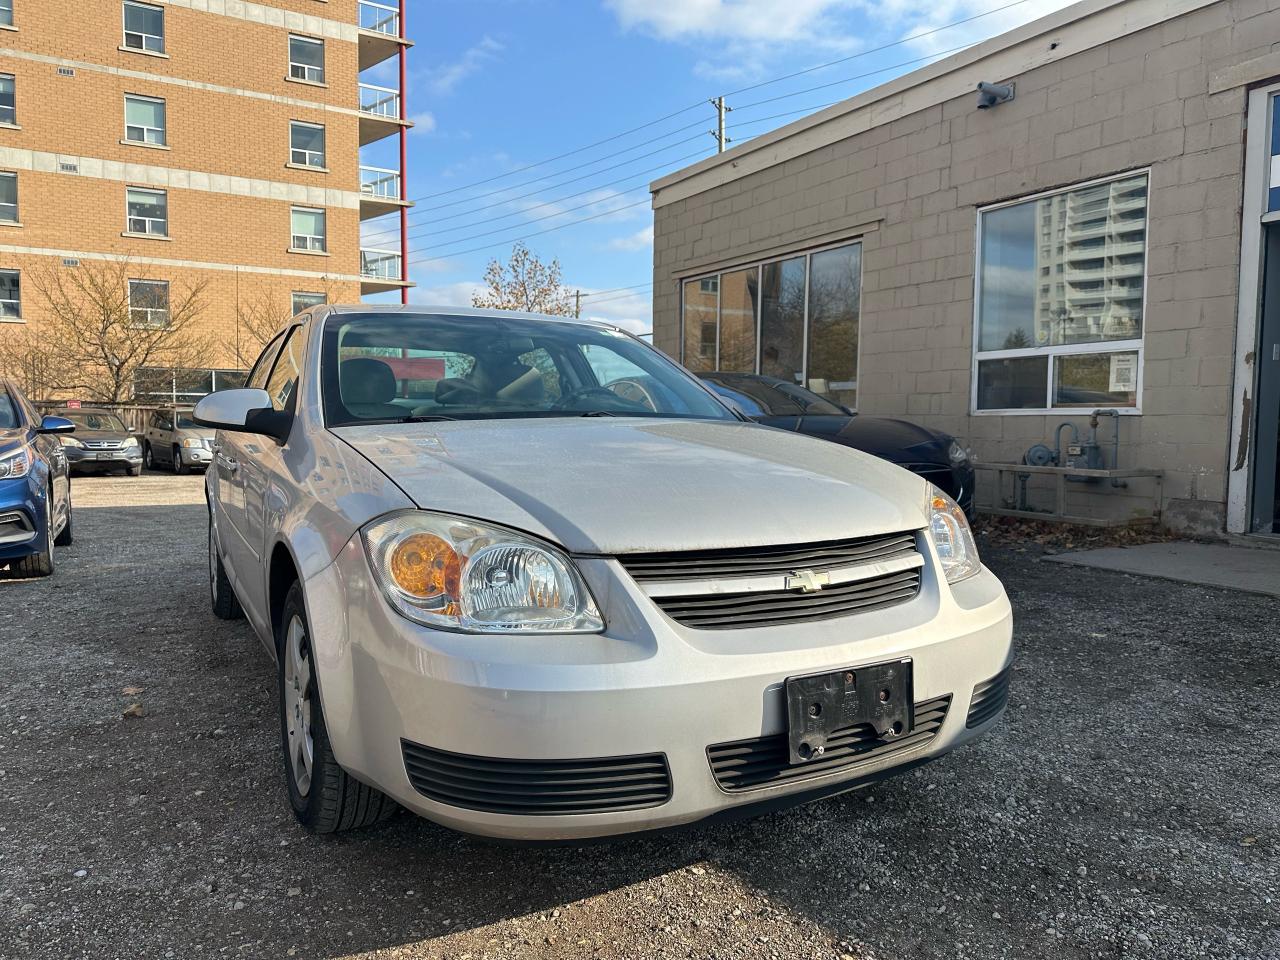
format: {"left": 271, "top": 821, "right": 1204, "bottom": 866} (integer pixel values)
{"left": 0, "top": 0, "right": 413, "bottom": 397}
{"left": 650, "top": 0, "right": 1280, "bottom": 539}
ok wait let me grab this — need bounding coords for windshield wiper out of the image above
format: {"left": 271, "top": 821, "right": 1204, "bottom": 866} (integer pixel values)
{"left": 576, "top": 410, "right": 618, "bottom": 417}
{"left": 400, "top": 414, "right": 457, "bottom": 422}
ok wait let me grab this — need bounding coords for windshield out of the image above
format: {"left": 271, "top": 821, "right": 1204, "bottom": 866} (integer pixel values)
{"left": 177, "top": 415, "right": 200, "bottom": 430}
{"left": 704, "top": 375, "right": 847, "bottom": 417}
{"left": 63, "top": 411, "right": 127, "bottom": 432}
{"left": 0, "top": 391, "right": 17, "bottom": 429}
{"left": 322, "top": 313, "right": 735, "bottom": 426}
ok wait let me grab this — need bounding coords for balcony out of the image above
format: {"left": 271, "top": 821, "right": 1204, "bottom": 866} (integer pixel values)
{"left": 357, "top": 1, "right": 412, "bottom": 70}
{"left": 358, "top": 82, "right": 406, "bottom": 145}
{"left": 361, "top": 248, "right": 409, "bottom": 295}
{"left": 359, "top": 165, "right": 411, "bottom": 220}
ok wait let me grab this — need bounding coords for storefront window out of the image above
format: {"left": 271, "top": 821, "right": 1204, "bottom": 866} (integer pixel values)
{"left": 975, "top": 173, "right": 1147, "bottom": 412}
{"left": 683, "top": 242, "right": 860, "bottom": 406}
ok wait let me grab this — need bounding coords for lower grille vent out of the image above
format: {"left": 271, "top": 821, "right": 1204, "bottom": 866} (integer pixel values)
{"left": 707, "top": 694, "right": 951, "bottom": 792}
{"left": 401, "top": 741, "right": 672, "bottom": 816}
{"left": 966, "top": 666, "right": 1011, "bottom": 728}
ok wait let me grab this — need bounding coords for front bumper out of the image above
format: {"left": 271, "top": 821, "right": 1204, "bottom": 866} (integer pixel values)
{"left": 0, "top": 476, "right": 47, "bottom": 561}
{"left": 65, "top": 447, "right": 142, "bottom": 471}
{"left": 305, "top": 533, "right": 1013, "bottom": 841}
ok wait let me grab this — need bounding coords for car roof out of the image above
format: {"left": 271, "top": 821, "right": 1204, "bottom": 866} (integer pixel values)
{"left": 318, "top": 303, "right": 620, "bottom": 332}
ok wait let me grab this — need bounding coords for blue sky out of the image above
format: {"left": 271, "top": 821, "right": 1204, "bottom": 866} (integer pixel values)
{"left": 359, "top": 0, "right": 1073, "bottom": 332}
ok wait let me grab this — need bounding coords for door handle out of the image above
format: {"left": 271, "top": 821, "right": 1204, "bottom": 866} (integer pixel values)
{"left": 217, "top": 453, "right": 239, "bottom": 474}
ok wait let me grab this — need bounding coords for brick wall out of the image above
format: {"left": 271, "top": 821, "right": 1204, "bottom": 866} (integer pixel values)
{"left": 653, "top": 0, "right": 1277, "bottom": 532}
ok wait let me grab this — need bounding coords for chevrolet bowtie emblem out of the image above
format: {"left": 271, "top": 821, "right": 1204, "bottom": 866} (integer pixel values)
{"left": 785, "top": 569, "right": 830, "bottom": 593}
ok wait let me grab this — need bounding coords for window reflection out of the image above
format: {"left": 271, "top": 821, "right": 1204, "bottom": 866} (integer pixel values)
{"left": 759, "top": 257, "right": 805, "bottom": 383}
{"left": 807, "top": 244, "right": 861, "bottom": 407}
{"left": 681, "top": 277, "right": 717, "bottom": 372}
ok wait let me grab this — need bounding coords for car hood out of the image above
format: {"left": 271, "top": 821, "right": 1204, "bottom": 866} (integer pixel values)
{"left": 334, "top": 417, "right": 928, "bottom": 555}
{"left": 71, "top": 429, "right": 133, "bottom": 442}
{"left": 810, "top": 416, "right": 949, "bottom": 460}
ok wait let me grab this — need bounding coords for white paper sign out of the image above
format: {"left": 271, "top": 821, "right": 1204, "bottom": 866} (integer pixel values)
{"left": 1109, "top": 354, "right": 1137, "bottom": 393}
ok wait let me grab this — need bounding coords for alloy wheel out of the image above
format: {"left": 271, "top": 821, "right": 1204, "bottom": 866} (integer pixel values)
{"left": 282, "top": 615, "right": 314, "bottom": 797}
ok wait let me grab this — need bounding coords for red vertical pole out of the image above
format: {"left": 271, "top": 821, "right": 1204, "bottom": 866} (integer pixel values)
{"left": 398, "top": 0, "right": 408, "bottom": 303}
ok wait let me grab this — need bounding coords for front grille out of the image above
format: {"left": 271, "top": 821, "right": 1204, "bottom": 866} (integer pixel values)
{"left": 707, "top": 694, "right": 951, "bottom": 792}
{"left": 966, "top": 666, "right": 1011, "bottom": 728}
{"left": 82, "top": 440, "right": 123, "bottom": 450}
{"left": 401, "top": 741, "right": 672, "bottom": 816}
{"left": 617, "top": 531, "right": 917, "bottom": 582}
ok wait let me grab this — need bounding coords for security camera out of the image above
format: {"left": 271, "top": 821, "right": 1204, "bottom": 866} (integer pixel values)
{"left": 976, "top": 81, "right": 1015, "bottom": 109}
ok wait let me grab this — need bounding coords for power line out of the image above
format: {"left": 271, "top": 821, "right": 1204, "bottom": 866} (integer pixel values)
{"left": 580, "top": 281, "right": 654, "bottom": 299}
{"left": 405, "top": 198, "right": 653, "bottom": 267}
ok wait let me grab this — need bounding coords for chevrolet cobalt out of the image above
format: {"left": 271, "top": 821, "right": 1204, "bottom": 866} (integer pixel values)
{"left": 196, "top": 306, "right": 1012, "bottom": 840}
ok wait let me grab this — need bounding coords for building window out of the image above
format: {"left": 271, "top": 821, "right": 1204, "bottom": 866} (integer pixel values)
{"left": 292, "top": 291, "right": 326, "bottom": 315}
{"left": 0, "top": 74, "right": 14, "bottom": 125}
{"left": 0, "top": 172, "right": 17, "bottom": 223}
{"left": 0, "top": 0, "right": 12, "bottom": 27}
{"left": 126, "top": 186, "right": 167, "bottom": 236}
{"left": 0, "top": 269, "right": 19, "bottom": 319}
{"left": 974, "top": 171, "right": 1148, "bottom": 412}
{"left": 134, "top": 367, "right": 246, "bottom": 401}
{"left": 288, "top": 36, "right": 325, "bottom": 84}
{"left": 290, "top": 207, "right": 326, "bottom": 252}
{"left": 289, "top": 121, "right": 325, "bottom": 168}
{"left": 681, "top": 241, "right": 862, "bottom": 408}
{"left": 128, "top": 279, "right": 170, "bottom": 327}
{"left": 124, "top": 94, "right": 166, "bottom": 145}
{"left": 122, "top": 1, "right": 164, "bottom": 53}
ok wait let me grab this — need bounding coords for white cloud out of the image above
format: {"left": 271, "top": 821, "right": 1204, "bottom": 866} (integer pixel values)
{"left": 422, "top": 36, "right": 503, "bottom": 96}
{"left": 605, "top": 0, "right": 856, "bottom": 43}
{"left": 578, "top": 289, "right": 654, "bottom": 335}
{"left": 408, "top": 111, "right": 437, "bottom": 135}
{"left": 607, "top": 225, "right": 654, "bottom": 252}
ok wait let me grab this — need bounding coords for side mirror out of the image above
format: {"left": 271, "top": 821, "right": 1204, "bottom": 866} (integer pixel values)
{"left": 193, "top": 388, "right": 292, "bottom": 444}
{"left": 38, "top": 415, "right": 76, "bottom": 435}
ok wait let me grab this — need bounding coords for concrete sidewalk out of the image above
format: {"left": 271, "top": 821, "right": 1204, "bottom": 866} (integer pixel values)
{"left": 1043, "top": 541, "right": 1280, "bottom": 598}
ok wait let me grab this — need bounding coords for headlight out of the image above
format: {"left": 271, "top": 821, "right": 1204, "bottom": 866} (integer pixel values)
{"left": 122, "top": 436, "right": 139, "bottom": 448}
{"left": 58, "top": 436, "right": 84, "bottom": 449}
{"left": 0, "top": 446, "right": 31, "bottom": 480}
{"left": 926, "top": 485, "right": 980, "bottom": 584}
{"left": 182, "top": 438, "right": 203, "bottom": 448}
{"left": 947, "top": 440, "right": 971, "bottom": 464}
{"left": 362, "top": 511, "right": 604, "bottom": 634}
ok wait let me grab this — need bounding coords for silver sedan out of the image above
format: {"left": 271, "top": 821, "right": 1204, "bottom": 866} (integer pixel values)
{"left": 196, "top": 306, "right": 1012, "bottom": 841}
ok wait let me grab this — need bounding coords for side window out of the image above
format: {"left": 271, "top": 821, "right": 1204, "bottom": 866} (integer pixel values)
{"left": 264, "top": 326, "right": 306, "bottom": 412}
{"left": 516, "top": 348, "right": 563, "bottom": 401}
{"left": 246, "top": 334, "right": 287, "bottom": 390}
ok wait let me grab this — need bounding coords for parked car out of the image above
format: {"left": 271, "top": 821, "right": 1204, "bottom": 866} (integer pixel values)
{"left": 53, "top": 409, "right": 144, "bottom": 476}
{"left": 196, "top": 306, "right": 1012, "bottom": 841}
{"left": 701, "top": 373, "right": 976, "bottom": 519}
{"left": 0, "top": 380, "right": 74, "bottom": 576}
{"left": 143, "top": 408, "right": 215, "bottom": 474}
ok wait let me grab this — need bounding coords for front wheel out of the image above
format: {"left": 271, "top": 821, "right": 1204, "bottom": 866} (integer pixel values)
{"left": 143, "top": 443, "right": 154, "bottom": 470}
{"left": 277, "top": 582, "right": 397, "bottom": 833}
{"left": 53, "top": 495, "right": 73, "bottom": 547}
{"left": 208, "top": 513, "right": 243, "bottom": 620}
{"left": 173, "top": 447, "right": 188, "bottom": 475}
{"left": 127, "top": 465, "right": 142, "bottom": 477}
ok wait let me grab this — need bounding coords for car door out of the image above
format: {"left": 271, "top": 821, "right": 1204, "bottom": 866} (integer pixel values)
{"left": 214, "top": 332, "right": 286, "bottom": 592}
{"left": 223, "top": 324, "right": 304, "bottom": 620}
{"left": 15, "top": 389, "right": 70, "bottom": 528}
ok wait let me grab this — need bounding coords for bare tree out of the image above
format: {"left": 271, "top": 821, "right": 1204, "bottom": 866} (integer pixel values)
{"left": 25, "top": 258, "right": 212, "bottom": 403}
{"left": 0, "top": 323, "right": 68, "bottom": 401}
{"left": 233, "top": 281, "right": 335, "bottom": 367}
{"left": 472, "top": 242, "right": 575, "bottom": 316}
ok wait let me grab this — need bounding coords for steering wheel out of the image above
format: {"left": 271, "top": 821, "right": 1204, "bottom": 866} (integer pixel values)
{"left": 551, "top": 386, "right": 647, "bottom": 411}
{"left": 603, "top": 378, "right": 658, "bottom": 412}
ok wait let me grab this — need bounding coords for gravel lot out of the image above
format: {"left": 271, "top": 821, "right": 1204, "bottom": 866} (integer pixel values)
{"left": 1, "top": 474, "right": 1277, "bottom": 960}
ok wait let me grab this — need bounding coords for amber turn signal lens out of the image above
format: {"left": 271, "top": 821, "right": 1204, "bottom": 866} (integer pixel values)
{"left": 389, "top": 533, "right": 461, "bottom": 599}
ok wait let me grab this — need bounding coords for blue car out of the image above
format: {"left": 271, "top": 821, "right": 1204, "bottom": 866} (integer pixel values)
{"left": 0, "top": 380, "right": 75, "bottom": 577}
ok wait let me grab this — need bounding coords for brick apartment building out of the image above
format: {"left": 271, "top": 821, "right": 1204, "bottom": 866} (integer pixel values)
{"left": 0, "top": 0, "right": 412, "bottom": 400}
{"left": 650, "top": 0, "right": 1280, "bottom": 538}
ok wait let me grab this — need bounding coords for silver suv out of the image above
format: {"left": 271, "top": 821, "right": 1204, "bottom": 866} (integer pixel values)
{"left": 195, "top": 307, "right": 1013, "bottom": 841}
{"left": 143, "top": 409, "right": 214, "bottom": 474}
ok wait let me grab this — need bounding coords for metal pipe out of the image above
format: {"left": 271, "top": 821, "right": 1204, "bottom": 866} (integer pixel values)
{"left": 398, "top": 0, "right": 408, "bottom": 304}
{"left": 1053, "top": 421, "right": 1077, "bottom": 467}
{"left": 1091, "top": 409, "right": 1125, "bottom": 486}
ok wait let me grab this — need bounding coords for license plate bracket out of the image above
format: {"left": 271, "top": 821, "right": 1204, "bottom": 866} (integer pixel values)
{"left": 785, "top": 659, "right": 914, "bottom": 764}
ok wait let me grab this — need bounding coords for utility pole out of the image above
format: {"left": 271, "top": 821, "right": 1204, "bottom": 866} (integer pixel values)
{"left": 574, "top": 289, "right": 581, "bottom": 319}
{"left": 710, "top": 97, "right": 731, "bottom": 153}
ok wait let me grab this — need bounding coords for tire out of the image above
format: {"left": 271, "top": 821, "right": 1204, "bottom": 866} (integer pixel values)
{"left": 208, "top": 513, "right": 243, "bottom": 621}
{"left": 128, "top": 465, "right": 142, "bottom": 477}
{"left": 143, "top": 443, "right": 154, "bottom": 470}
{"left": 13, "top": 494, "right": 54, "bottom": 577}
{"left": 53, "top": 494, "right": 73, "bottom": 547}
{"left": 173, "top": 446, "right": 188, "bottom": 475}
{"left": 277, "top": 581, "right": 397, "bottom": 834}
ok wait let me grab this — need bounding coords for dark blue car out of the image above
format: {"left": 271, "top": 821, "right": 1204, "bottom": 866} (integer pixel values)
{"left": 701, "top": 373, "right": 975, "bottom": 519}
{"left": 0, "top": 380, "right": 75, "bottom": 577}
